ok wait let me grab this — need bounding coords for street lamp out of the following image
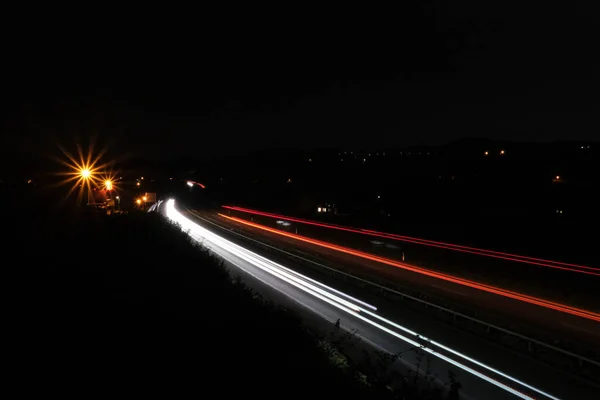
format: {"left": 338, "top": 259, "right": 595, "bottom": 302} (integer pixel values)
{"left": 80, "top": 169, "right": 91, "bottom": 179}
{"left": 105, "top": 180, "right": 112, "bottom": 191}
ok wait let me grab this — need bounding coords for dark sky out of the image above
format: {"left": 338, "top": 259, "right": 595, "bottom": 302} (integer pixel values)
{"left": 2, "top": 3, "right": 599, "bottom": 168}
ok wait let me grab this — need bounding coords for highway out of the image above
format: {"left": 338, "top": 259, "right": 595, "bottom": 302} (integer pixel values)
{"left": 164, "top": 199, "right": 598, "bottom": 399}
{"left": 206, "top": 209, "right": 600, "bottom": 351}
{"left": 222, "top": 206, "right": 600, "bottom": 277}
{"left": 218, "top": 207, "right": 600, "bottom": 315}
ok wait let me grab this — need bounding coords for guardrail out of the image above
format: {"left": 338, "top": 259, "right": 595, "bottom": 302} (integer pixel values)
{"left": 187, "top": 210, "right": 600, "bottom": 384}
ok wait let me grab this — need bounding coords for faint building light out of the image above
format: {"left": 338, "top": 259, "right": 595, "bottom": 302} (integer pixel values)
{"left": 377, "top": 195, "right": 381, "bottom": 199}
{"left": 500, "top": 150, "right": 505, "bottom": 155}
{"left": 308, "top": 158, "right": 312, "bottom": 162}
{"left": 317, "top": 207, "right": 322, "bottom": 212}
{"left": 141, "top": 176, "right": 144, "bottom": 180}
{"left": 136, "top": 182, "right": 141, "bottom": 187}
{"left": 323, "top": 207, "right": 327, "bottom": 212}
{"left": 484, "top": 151, "right": 489, "bottom": 156}
{"left": 556, "top": 175, "right": 560, "bottom": 180}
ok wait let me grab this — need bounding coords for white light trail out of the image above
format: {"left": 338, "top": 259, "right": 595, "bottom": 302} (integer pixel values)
{"left": 165, "top": 199, "right": 559, "bottom": 400}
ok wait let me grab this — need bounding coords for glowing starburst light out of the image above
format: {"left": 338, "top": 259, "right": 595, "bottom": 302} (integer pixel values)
{"left": 55, "top": 141, "right": 111, "bottom": 205}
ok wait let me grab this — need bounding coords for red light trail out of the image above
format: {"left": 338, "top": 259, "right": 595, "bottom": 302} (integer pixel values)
{"left": 187, "top": 180, "right": 206, "bottom": 188}
{"left": 222, "top": 206, "right": 600, "bottom": 277}
{"left": 217, "top": 213, "right": 600, "bottom": 322}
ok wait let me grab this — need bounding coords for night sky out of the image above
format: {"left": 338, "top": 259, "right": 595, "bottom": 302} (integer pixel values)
{"left": 2, "top": 3, "right": 598, "bottom": 170}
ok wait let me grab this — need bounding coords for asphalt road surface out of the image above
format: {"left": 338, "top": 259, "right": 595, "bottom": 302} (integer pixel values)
{"left": 163, "top": 200, "right": 599, "bottom": 399}
{"left": 207, "top": 209, "right": 600, "bottom": 351}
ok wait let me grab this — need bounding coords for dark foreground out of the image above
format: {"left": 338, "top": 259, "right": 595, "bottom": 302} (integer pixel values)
{"left": 4, "top": 189, "right": 454, "bottom": 399}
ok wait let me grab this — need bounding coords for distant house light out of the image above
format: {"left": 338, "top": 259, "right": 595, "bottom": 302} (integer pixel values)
{"left": 500, "top": 150, "right": 505, "bottom": 155}
{"left": 317, "top": 207, "right": 322, "bottom": 212}
{"left": 484, "top": 151, "right": 489, "bottom": 156}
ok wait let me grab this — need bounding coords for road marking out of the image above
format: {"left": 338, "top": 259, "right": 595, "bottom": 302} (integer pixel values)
{"left": 430, "top": 284, "right": 467, "bottom": 297}
{"left": 559, "top": 322, "right": 600, "bottom": 338}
